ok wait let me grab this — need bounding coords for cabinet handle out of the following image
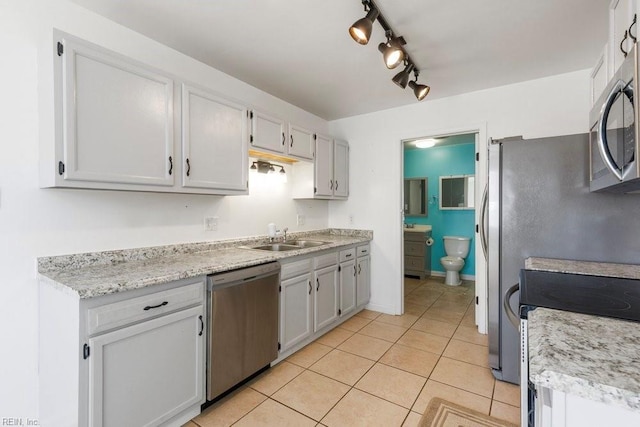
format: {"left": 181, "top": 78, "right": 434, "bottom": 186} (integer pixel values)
{"left": 290, "top": 134, "right": 293, "bottom": 148}
{"left": 316, "top": 278, "right": 320, "bottom": 292}
{"left": 308, "top": 280, "right": 312, "bottom": 295}
{"left": 329, "top": 180, "right": 333, "bottom": 190}
{"left": 143, "top": 301, "right": 168, "bottom": 311}
{"left": 621, "top": 30, "right": 629, "bottom": 58}
{"left": 168, "top": 156, "right": 173, "bottom": 175}
{"left": 282, "top": 132, "right": 285, "bottom": 146}
{"left": 354, "top": 265, "right": 356, "bottom": 277}
{"left": 358, "top": 264, "right": 361, "bottom": 275}
{"left": 335, "top": 180, "right": 339, "bottom": 190}
{"left": 630, "top": 14, "right": 637, "bottom": 43}
{"left": 345, "top": 253, "right": 352, "bottom": 258}
{"left": 198, "top": 315, "right": 204, "bottom": 336}
{"left": 186, "top": 158, "right": 191, "bottom": 177}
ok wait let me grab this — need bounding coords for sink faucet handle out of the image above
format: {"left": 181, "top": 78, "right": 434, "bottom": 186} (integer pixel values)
{"left": 283, "top": 227, "right": 289, "bottom": 241}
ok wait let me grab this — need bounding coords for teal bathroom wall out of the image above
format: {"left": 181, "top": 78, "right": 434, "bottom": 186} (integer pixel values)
{"left": 404, "top": 140, "right": 476, "bottom": 276}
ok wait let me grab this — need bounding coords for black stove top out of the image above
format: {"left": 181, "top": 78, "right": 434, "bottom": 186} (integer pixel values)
{"left": 519, "top": 269, "right": 640, "bottom": 322}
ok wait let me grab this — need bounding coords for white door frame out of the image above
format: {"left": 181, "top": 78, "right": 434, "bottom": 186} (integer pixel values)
{"left": 400, "top": 122, "right": 488, "bottom": 334}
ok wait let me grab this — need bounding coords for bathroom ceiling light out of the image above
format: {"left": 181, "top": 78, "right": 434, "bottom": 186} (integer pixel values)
{"left": 349, "top": 1, "right": 379, "bottom": 45}
{"left": 349, "top": 0, "right": 429, "bottom": 101}
{"left": 415, "top": 138, "right": 437, "bottom": 148}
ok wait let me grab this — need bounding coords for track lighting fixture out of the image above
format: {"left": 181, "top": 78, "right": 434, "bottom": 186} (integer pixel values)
{"left": 392, "top": 62, "right": 414, "bottom": 88}
{"left": 349, "top": 2, "right": 379, "bottom": 45}
{"left": 377, "top": 32, "right": 406, "bottom": 69}
{"left": 348, "top": 0, "right": 430, "bottom": 101}
{"left": 408, "top": 70, "right": 430, "bottom": 101}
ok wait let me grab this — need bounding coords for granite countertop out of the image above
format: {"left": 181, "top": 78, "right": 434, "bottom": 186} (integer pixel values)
{"left": 526, "top": 257, "right": 640, "bottom": 280}
{"left": 38, "top": 229, "right": 372, "bottom": 299}
{"left": 528, "top": 307, "right": 640, "bottom": 412}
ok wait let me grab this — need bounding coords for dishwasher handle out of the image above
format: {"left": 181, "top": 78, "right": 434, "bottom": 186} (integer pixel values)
{"left": 208, "top": 262, "right": 281, "bottom": 289}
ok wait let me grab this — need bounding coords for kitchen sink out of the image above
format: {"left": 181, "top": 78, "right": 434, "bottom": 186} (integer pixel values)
{"left": 285, "top": 240, "right": 327, "bottom": 248}
{"left": 243, "top": 240, "right": 328, "bottom": 252}
{"left": 250, "top": 244, "right": 301, "bottom": 252}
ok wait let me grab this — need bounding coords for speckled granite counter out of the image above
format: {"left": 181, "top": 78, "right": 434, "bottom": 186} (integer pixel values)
{"left": 526, "top": 257, "right": 640, "bottom": 280}
{"left": 38, "top": 229, "right": 372, "bottom": 299}
{"left": 528, "top": 307, "right": 640, "bottom": 412}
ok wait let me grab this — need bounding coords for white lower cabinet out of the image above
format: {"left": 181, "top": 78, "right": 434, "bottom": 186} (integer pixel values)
{"left": 339, "top": 248, "right": 357, "bottom": 317}
{"left": 535, "top": 386, "right": 640, "bottom": 427}
{"left": 39, "top": 276, "right": 206, "bottom": 427}
{"left": 314, "top": 264, "right": 339, "bottom": 331}
{"left": 88, "top": 306, "right": 204, "bottom": 427}
{"left": 278, "top": 244, "right": 370, "bottom": 356}
{"left": 279, "top": 271, "right": 313, "bottom": 352}
{"left": 356, "top": 245, "right": 371, "bottom": 308}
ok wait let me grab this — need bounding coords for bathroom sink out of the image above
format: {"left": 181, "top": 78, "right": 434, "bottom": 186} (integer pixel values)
{"left": 286, "top": 240, "right": 327, "bottom": 248}
{"left": 250, "top": 244, "right": 301, "bottom": 252}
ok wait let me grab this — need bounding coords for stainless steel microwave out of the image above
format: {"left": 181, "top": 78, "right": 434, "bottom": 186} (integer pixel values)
{"left": 589, "top": 43, "right": 640, "bottom": 193}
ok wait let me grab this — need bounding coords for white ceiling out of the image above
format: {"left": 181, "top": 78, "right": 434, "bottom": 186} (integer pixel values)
{"left": 71, "top": 0, "right": 609, "bottom": 120}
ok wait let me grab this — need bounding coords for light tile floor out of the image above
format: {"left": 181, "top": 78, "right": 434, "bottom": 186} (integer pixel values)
{"left": 187, "top": 277, "right": 521, "bottom": 427}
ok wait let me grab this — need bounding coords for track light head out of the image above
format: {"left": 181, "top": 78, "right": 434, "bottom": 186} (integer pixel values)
{"left": 392, "top": 62, "right": 414, "bottom": 88}
{"left": 408, "top": 79, "right": 430, "bottom": 101}
{"left": 349, "top": 5, "right": 379, "bottom": 45}
{"left": 377, "top": 34, "right": 405, "bottom": 69}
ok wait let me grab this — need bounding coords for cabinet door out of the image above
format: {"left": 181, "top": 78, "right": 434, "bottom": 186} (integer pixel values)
{"left": 314, "top": 134, "right": 334, "bottom": 197}
{"left": 288, "top": 124, "right": 315, "bottom": 160}
{"left": 181, "top": 84, "right": 248, "bottom": 191}
{"left": 280, "top": 273, "right": 313, "bottom": 352}
{"left": 333, "top": 139, "right": 349, "bottom": 198}
{"left": 356, "top": 255, "right": 371, "bottom": 307}
{"left": 610, "top": 0, "right": 636, "bottom": 74}
{"left": 88, "top": 306, "right": 204, "bottom": 427}
{"left": 339, "top": 260, "right": 357, "bottom": 316}
{"left": 59, "top": 36, "right": 174, "bottom": 186}
{"left": 314, "top": 265, "right": 339, "bottom": 331}
{"left": 250, "top": 110, "right": 286, "bottom": 153}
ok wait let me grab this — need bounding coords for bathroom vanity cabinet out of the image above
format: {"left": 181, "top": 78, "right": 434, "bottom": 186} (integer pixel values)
{"left": 404, "top": 228, "right": 432, "bottom": 279}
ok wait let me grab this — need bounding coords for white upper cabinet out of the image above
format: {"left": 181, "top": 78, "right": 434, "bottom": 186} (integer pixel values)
{"left": 333, "top": 139, "right": 349, "bottom": 198}
{"left": 250, "top": 110, "right": 286, "bottom": 154}
{"left": 59, "top": 35, "right": 174, "bottom": 187}
{"left": 314, "top": 134, "right": 334, "bottom": 197}
{"left": 288, "top": 124, "right": 315, "bottom": 160}
{"left": 44, "top": 31, "right": 251, "bottom": 195}
{"left": 181, "top": 84, "right": 248, "bottom": 192}
{"left": 610, "top": 0, "right": 637, "bottom": 75}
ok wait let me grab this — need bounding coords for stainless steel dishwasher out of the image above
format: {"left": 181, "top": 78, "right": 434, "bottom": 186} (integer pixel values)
{"left": 206, "top": 262, "right": 280, "bottom": 401}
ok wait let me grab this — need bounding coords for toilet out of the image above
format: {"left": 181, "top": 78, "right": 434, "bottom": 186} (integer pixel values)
{"left": 440, "top": 236, "right": 471, "bottom": 286}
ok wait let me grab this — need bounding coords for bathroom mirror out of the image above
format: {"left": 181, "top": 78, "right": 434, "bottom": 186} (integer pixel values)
{"left": 440, "top": 175, "right": 475, "bottom": 210}
{"left": 404, "top": 178, "right": 427, "bottom": 216}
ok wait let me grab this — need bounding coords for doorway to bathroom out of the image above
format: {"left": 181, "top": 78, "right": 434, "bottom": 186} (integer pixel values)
{"left": 401, "top": 129, "right": 487, "bottom": 333}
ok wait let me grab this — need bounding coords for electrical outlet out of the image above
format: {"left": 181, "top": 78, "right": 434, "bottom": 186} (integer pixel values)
{"left": 297, "top": 214, "right": 305, "bottom": 226}
{"left": 204, "top": 216, "right": 218, "bottom": 231}
{"left": 348, "top": 214, "right": 354, "bottom": 225}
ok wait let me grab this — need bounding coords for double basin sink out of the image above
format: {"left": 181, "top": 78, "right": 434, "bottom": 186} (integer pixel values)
{"left": 247, "top": 240, "right": 328, "bottom": 252}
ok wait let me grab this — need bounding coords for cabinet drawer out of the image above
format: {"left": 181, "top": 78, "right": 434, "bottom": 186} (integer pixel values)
{"left": 405, "top": 242, "right": 425, "bottom": 256}
{"left": 281, "top": 257, "right": 313, "bottom": 280}
{"left": 87, "top": 279, "right": 205, "bottom": 336}
{"left": 357, "top": 244, "right": 370, "bottom": 257}
{"left": 405, "top": 256, "right": 424, "bottom": 270}
{"left": 404, "top": 231, "right": 425, "bottom": 242}
{"left": 315, "top": 252, "right": 338, "bottom": 270}
{"left": 339, "top": 248, "right": 356, "bottom": 262}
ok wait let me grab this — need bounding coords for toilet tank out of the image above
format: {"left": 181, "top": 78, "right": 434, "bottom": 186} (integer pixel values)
{"left": 443, "top": 236, "right": 471, "bottom": 258}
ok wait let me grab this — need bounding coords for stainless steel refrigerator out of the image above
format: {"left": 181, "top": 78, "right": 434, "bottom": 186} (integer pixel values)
{"left": 486, "top": 133, "right": 640, "bottom": 384}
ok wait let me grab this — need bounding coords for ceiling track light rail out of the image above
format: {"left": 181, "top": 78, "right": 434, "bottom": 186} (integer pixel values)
{"left": 349, "top": 0, "right": 430, "bottom": 101}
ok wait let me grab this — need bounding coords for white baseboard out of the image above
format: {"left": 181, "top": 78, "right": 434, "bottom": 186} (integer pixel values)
{"left": 429, "top": 271, "right": 476, "bottom": 281}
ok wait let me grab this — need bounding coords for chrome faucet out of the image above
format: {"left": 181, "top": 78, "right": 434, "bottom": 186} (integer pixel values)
{"left": 282, "top": 227, "right": 289, "bottom": 242}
